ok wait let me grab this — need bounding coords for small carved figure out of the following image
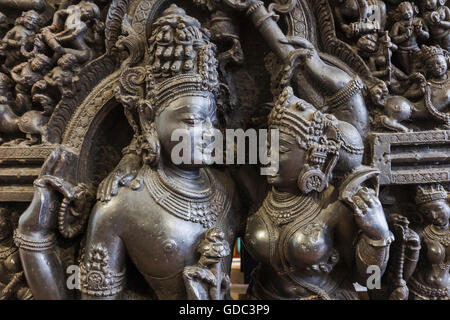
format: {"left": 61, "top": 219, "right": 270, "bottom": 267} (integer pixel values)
{"left": 0, "top": 10, "right": 40, "bottom": 70}
{"left": 358, "top": 32, "right": 407, "bottom": 93}
{"left": 333, "top": 0, "right": 387, "bottom": 41}
{"left": 183, "top": 228, "right": 231, "bottom": 300}
{"left": 369, "top": 80, "right": 413, "bottom": 132}
{"left": 403, "top": 45, "right": 450, "bottom": 127}
{"left": 421, "top": 0, "right": 450, "bottom": 51}
{"left": 39, "top": 1, "right": 101, "bottom": 65}
{"left": 390, "top": 2, "right": 429, "bottom": 74}
{"left": 10, "top": 53, "right": 51, "bottom": 111}
{"left": 244, "top": 87, "right": 393, "bottom": 300}
{"left": 0, "top": 207, "right": 32, "bottom": 300}
{"left": 0, "top": 70, "right": 49, "bottom": 146}
{"left": 44, "top": 53, "right": 79, "bottom": 97}
{"left": 407, "top": 184, "right": 449, "bottom": 300}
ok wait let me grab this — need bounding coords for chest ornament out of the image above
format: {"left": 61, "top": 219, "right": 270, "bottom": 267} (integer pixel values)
{"left": 144, "top": 167, "right": 231, "bottom": 229}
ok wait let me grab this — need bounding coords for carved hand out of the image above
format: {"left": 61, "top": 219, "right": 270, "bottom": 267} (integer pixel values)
{"left": 351, "top": 187, "right": 390, "bottom": 241}
{"left": 18, "top": 146, "right": 77, "bottom": 234}
{"left": 97, "top": 152, "right": 142, "bottom": 202}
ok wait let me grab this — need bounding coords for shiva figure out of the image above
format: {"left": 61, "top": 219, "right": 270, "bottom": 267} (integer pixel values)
{"left": 244, "top": 87, "right": 393, "bottom": 300}
{"left": 16, "top": 5, "right": 240, "bottom": 300}
{"left": 407, "top": 184, "right": 449, "bottom": 300}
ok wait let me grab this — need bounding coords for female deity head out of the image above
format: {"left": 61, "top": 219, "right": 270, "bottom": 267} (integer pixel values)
{"left": 267, "top": 87, "right": 364, "bottom": 195}
{"left": 139, "top": 5, "right": 220, "bottom": 169}
{"left": 416, "top": 184, "right": 450, "bottom": 228}
{"left": 420, "top": 45, "right": 448, "bottom": 79}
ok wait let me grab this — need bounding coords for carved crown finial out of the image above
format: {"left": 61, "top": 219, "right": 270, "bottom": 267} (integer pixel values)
{"left": 415, "top": 184, "right": 448, "bottom": 205}
{"left": 146, "top": 4, "right": 219, "bottom": 116}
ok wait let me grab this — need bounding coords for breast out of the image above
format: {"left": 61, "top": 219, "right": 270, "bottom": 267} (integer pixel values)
{"left": 286, "top": 223, "right": 336, "bottom": 271}
{"left": 244, "top": 213, "right": 273, "bottom": 266}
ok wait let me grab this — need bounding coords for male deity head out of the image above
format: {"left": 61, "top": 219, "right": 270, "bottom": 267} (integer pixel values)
{"left": 416, "top": 184, "right": 450, "bottom": 228}
{"left": 141, "top": 5, "right": 220, "bottom": 169}
{"left": 267, "top": 87, "right": 364, "bottom": 195}
{"left": 420, "top": 45, "right": 448, "bottom": 78}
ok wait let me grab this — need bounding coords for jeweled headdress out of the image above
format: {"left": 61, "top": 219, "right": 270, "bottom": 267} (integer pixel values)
{"left": 145, "top": 4, "right": 219, "bottom": 116}
{"left": 268, "top": 86, "right": 340, "bottom": 151}
{"left": 268, "top": 87, "right": 364, "bottom": 193}
{"left": 419, "top": 45, "right": 446, "bottom": 62}
{"left": 415, "top": 184, "right": 448, "bottom": 205}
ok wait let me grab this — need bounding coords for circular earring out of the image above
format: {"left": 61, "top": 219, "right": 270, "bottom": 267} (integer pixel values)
{"left": 297, "top": 165, "right": 327, "bottom": 194}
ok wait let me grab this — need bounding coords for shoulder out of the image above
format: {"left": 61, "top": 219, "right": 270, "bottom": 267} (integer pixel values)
{"left": 88, "top": 185, "right": 146, "bottom": 233}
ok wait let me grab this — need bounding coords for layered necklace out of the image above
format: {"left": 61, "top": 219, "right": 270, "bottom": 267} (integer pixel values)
{"left": 424, "top": 224, "right": 450, "bottom": 247}
{"left": 144, "top": 165, "right": 231, "bottom": 229}
{"left": 262, "top": 188, "right": 321, "bottom": 226}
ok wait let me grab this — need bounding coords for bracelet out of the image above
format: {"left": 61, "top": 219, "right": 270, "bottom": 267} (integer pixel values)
{"left": 13, "top": 229, "right": 57, "bottom": 251}
{"left": 325, "top": 76, "right": 364, "bottom": 110}
{"left": 361, "top": 231, "right": 394, "bottom": 248}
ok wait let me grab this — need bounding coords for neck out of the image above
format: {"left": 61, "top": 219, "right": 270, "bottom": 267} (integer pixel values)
{"left": 432, "top": 222, "right": 449, "bottom": 232}
{"left": 272, "top": 186, "right": 316, "bottom": 200}
{"left": 161, "top": 154, "right": 201, "bottom": 179}
{"left": 432, "top": 72, "right": 447, "bottom": 81}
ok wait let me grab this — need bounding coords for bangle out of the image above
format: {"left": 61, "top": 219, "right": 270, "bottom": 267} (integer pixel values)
{"left": 14, "top": 229, "right": 57, "bottom": 251}
{"left": 362, "top": 231, "right": 394, "bottom": 248}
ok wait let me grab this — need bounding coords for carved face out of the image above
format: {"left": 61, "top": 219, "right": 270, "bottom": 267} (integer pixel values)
{"left": 31, "top": 55, "right": 48, "bottom": 72}
{"left": 266, "top": 131, "right": 306, "bottom": 194}
{"left": 358, "top": 37, "right": 377, "bottom": 54}
{"left": 370, "top": 82, "right": 389, "bottom": 106}
{"left": 427, "top": 55, "right": 448, "bottom": 78}
{"left": 79, "top": 2, "right": 98, "bottom": 21}
{"left": 23, "top": 13, "right": 38, "bottom": 30}
{"left": 400, "top": 3, "right": 414, "bottom": 20}
{"left": 425, "top": 0, "right": 438, "bottom": 10}
{"left": 420, "top": 200, "right": 450, "bottom": 227}
{"left": 155, "top": 94, "right": 217, "bottom": 168}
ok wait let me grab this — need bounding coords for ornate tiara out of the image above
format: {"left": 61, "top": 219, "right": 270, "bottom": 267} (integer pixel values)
{"left": 415, "top": 184, "right": 448, "bottom": 205}
{"left": 268, "top": 86, "right": 339, "bottom": 150}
